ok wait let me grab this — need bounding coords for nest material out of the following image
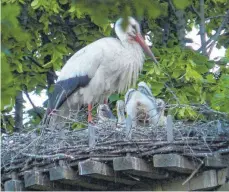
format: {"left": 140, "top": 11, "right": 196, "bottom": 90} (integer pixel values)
{"left": 1, "top": 117, "right": 229, "bottom": 175}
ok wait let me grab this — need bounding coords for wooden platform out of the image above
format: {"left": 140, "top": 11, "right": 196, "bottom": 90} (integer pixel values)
{"left": 2, "top": 117, "right": 229, "bottom": 191}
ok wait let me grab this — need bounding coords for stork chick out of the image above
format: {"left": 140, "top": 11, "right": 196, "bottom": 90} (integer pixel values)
{"left": 125, "top": 82, "right": 166, "bottom": 127}
{"left": 97, "top": 104, "right": 116, "bottom": 124}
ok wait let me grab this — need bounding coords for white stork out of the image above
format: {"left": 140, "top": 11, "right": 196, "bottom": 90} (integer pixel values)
{"left": 46, "top": 17, "right": 158, "bottom": 124}
{"left": 125, "top": 82, "right": 166, "bottom": 127}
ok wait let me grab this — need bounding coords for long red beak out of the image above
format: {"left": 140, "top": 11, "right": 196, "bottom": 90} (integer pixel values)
{"left": 135, "top": 34, "right": 159, "bottom": 64}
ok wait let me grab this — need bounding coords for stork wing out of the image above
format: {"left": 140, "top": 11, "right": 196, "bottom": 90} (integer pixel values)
{"left": 48, "top": 38, "right": 107, "bottom": 111}
{"left": 48, "top": 75, "right": 91, "bottom": 110}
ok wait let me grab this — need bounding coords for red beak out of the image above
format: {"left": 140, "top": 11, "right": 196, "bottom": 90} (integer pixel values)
{"left": 135, "top": 34, "right": 159, "bottom": 64}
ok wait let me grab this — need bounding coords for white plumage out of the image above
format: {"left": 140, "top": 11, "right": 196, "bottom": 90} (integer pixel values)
{"left": 46, "top": 17, "right": 158, "bottom": 124}
{"left": 125, "top": 82, "right": 166, "bottom": 127}
{"left": 58, "top": 37, "right": 144, "bottom": 106}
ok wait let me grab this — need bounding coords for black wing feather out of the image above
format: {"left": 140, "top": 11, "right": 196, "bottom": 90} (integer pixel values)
{"left": 48, "top": 75, "right": 91, "bottom": 111}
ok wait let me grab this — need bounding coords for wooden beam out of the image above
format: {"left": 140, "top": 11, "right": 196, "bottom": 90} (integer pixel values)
{"left": 204, "top": 155, "right": 228, "bottom": 168}
{"left": 113, "top": 156, "right": 168, "bottom": 179}
{"left": 187, "top": 170, "right": 218, "bottom": 190}
{"left": 78, "top": 159, "right": 137, "bottom": 185}
{"left": 152, "top": 170, "right": 222, "bottom": 191}
{"left": 49, "top": 166, "right": 108, "bottom": 190}
{"left": 4, "top": 180, "right": 24, "bottom": 191}
{"left": 153, "top": 154, "right": 195, "bottom": 173}
{"left": 216, "top": 182, "right": 229, "bottom": 191}
{"left": 166, "top": 115, "right": 173, "bottom": 142}
{"left": 24, "top": 170, "right": 67, "bottom": 191}
{"left": 217, "top": 168, "right": 229, "bottom": 185}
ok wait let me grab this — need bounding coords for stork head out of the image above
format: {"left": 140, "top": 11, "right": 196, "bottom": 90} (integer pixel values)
{"left": 137, "top": 81, "right": 154, "bottom": 98}
{"left": 115, "top": 17, "right": 158, "bottom": 64}
{"left": 97, "top": 104, "right": 116, "bottom": 122}
{"left": 124, "top": 88, "right": 136, "bottom": 105}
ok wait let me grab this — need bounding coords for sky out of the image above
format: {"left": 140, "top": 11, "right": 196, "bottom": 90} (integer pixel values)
{"left": 23, "top": 28, "right": 226, "bottom": 113}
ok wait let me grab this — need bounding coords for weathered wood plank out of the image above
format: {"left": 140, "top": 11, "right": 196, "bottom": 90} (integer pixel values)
{"left": 204, "top": 154, "right": 227, "bottom": 168}
{"left": 216, "top": 182, "right": 229, "bottom": 191}
{"left": 217, "top": 168, "right": 229, "bottom": 185}
{"left": 4, "top": 179, "right": 24, "bottom": 191}
{"left": 24, "top": 170, "right": 66, "bottom": 191}
{"left": 152, "top": 170, "right": 221, "bottom": 191}
{"left": 88, "top": 125, "right": 96, "bottom": 148}
{"left": 153, "top": 154, "right": 195, "bottom": 173}
{"left": 79, "top": 159, "right": 113, "bottom": 176}
{"left": 166, "top": 115, "right": 173, "bottom": 142}
{"left": 113, "top": 156, "right": 168, "bottom": 179}
{"left": 113, "top": 156, "right": 151, "bottom": 172}
{"left": 49, "top": 166, "right": 108, "bottom": 190}
{"left": 188, "top": 169, "right": 218, "bottom": 190}
{"left": 78, "top": 159, "right": 137, "bottom": 185}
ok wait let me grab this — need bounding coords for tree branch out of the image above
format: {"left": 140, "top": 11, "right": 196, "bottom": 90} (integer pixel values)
{"left": 198, "top": 10, "right": 229, "bottom": 53}
{"left": 205, "top": 15, "right": 225, "bottom": 21}
{"left": 14, "top": 91, "right": 24, "bottom": 132}
{"left": 191, "top": 4, "right": 201, "bottom": 18}
{"left": 27, "top": 56, "right": 58, "bottom": 80}
{"left": 199, "top": 0, "right": 207, "bottom": 55}
{"left": 207, "top": 41, "right": 216, "bottom": 57}
{"left": 168, "top": 0, "right": 186, "bottom": 47}
{"left": 23, "top": 87, "right": 43, "bottom": 119}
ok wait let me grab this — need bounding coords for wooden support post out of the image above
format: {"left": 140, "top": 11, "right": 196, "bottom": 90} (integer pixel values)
{"left": 24, "top": 167, "right": 66, "bottom": 191}
{"left": 78, "top": 159, "right": 137, "bottom": 185}
{"left": 166, "top": 115, "right": 173, "bottom": 142}
{"left": 153, "top": 154, "right": 195, "bottom": 173}
{"left": 4, "top": 172, "right": 24, "bottom": 191}
{"left": 4, "top": 180, "right": 24, "bottom": 192}
{"left": 49, "top": 166, "right": 108, "bottom": 190}
{"left": 88, "top": 124, "right": 96, "bottom": 148}
{"left": 125, "top": 116, "right": 132, "bottom": 140}
{"left": 217, "top": 168, "right": 229, "bottom": 185}
{"left": 216, "top": 182, "right": 229, "bottom": 191}
{"left": 113, "top": 156, "right": 168, "bottom": 179}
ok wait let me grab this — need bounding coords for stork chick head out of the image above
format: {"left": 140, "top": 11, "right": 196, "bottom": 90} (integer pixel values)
{"left": 97, "top": 104, "right": 116, "bottom": 122}
{"left": 137, "top": 81, "right": 154, "bottom": 98}
{"left": 115, "top": 17, "right": 158, "bottom": 64}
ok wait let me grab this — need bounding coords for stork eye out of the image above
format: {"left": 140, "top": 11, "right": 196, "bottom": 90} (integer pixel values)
{"left": 132, "top": 24, "right": 137, "bottom": 33}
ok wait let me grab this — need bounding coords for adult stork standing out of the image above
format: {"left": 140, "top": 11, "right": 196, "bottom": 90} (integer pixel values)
{"left": 45, "top": 17, "right": 158, "bottom": 124}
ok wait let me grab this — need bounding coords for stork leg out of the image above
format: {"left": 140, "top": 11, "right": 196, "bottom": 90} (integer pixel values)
{"left": 88, "top": 104, "right": 93, "bottom": 123}
{"left": 104, "top": 99, "right": 108, "bottom": 104}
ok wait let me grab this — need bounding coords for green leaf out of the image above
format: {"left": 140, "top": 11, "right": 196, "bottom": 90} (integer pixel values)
{"left": 109, "top": 94, "right": 120, "bottom": 103}
{"left": 31, "top": 0, "right": 40, "bottom": 9}
{"left": 226, "top": 48, "right": 229, "bottom": 59}
{"left": 172, "top": 0, "right": 191, "bottom": 9}
{"left": 59, "top": 0, "right": 68, "bottom": 4}
{"left": 206, "top": 74, "right": 216, "bottom": 83}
